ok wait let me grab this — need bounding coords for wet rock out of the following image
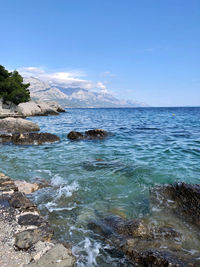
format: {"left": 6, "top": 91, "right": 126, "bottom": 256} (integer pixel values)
{"left": 15, "top": 226, "right": 53, "bottom": 249}
{"left": 0, "top": 118, "right": 40, "bottom": 133}
{"left": 67, "top": 129, "right": 108, "bottom": 140}
{"left": 67, "top": 131, "right": 84, "bottom": 140}
{"left": 0, "top": 175, "right": 18, "bottom": 193}
{"left": 32, "top": 178, "right": 50, "bottom": 190}
{"left": 24, "top": 244, "right": 75, "bottom": 267}
{"left": 9, "top": 192, "right": 37, "bottom": 211}
{"left": 124, "top": 249, "right": 190, "bottom": 267}
{"left": 11, "top": 132, "right": 60, "bottom": 145}
{"left": 85, "top": 129, "right": 108, "bottom": 139}
{"left": 0, "top": 133, "right": 12, "bottom": 143}
{"left": 150, "top": 183, "right": 200, "bottom": 226}
{"left": 18, "top": 214, "right": 44, "bottom": 227}
{"left": 14, "top": 180, "right": 39, "bottom": 194}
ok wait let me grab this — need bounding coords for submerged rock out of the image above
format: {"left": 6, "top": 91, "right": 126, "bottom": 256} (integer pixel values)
{"left": 0, "top": 118, "right": 40, "bottom": 133}
{"left": 67, "top": 129, "right": 108, "bottom": 140}
{"left": 11, "top": 132, "right": 60, "bottom": 145}
{"left": 124, "top": 249, "right": 190, "bottom": 267}
{"left": 150, "top": 183, "right": 200, "bottom": 226}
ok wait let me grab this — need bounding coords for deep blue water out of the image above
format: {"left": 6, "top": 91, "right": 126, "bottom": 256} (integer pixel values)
{"left": 0, "top": 107, "right": 200, "bottom": 266}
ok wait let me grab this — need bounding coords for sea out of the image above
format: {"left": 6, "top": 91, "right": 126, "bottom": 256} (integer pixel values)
{"left": 1, "top": 107, "right": 200, "bottom": 266}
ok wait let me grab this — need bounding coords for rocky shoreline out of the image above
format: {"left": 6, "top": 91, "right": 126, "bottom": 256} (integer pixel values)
{"left": 0, "top": 172, "right": 75, "bottom": 267}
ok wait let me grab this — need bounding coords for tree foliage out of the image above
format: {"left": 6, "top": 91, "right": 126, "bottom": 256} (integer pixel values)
{"left": 0, "top": 65, "right": 30, "bottom": 105}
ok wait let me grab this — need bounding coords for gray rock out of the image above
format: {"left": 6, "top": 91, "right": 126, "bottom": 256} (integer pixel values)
{"left": 9, "top": 192, "right": 37, "bottom": 211}
{"left": 17, "top": 101, "right": 63, "bottom": 116}
{"left": 24, "top": 244, "right": 75, "bottom": 267}
{"left": 15, "top": 226, "right": 53, "bottom": 249}
{"left": 0, "top": 118, "right": 40, "bottom": 133}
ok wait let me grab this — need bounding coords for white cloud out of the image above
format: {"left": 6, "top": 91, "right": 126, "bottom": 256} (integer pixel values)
{"left": 18, "top": 67, "right": 107, "bottom": 91}
{"left": 101, "top": 71, "right": 115, "bottom": 77}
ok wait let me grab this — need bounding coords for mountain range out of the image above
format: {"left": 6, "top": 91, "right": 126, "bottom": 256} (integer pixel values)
{"left": 24, "top": 77, "right": 148, "bottom": 108}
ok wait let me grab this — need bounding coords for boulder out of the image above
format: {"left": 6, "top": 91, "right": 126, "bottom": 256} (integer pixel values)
{"left": 0, "top": 118, "right": 40, "bottom": 133}
{"left": 17, "top": 101, "right": 42, "bottom": 116}
{"left": 67, "top": 129, "right": 108, "bottom": 140}
{"left": 14, "top": 180, "right": 39, "bottom": 194}
{"left": 11, "top": 132, "right": 60, "bottom": 145}
{"left": 67, "top": 131, "right": 84, "bottom": 140}
{"left": 15, "top": 226, "right": 53, "bottom": 249}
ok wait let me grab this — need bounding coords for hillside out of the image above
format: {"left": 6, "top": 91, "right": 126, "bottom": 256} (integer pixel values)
{"left": 24, "top": 77, "right": 148, "bottom": 108}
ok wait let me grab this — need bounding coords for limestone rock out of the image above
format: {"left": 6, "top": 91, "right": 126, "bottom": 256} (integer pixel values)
{"left": 0, "top": 118, "right": 40, "bottom": 133}
{"left": 17, "top": 102, "right": 42, "bottom": 116}
{"left": 17, "top": 101, "right": 64, "bottom": 116}
{"left": 46, "top": 101, "right": 65, "bottom": 112}
{"left": 11, "top": 132, "right": 60, "bottom": 145}
{"left": 14, "top": 180, "right": 39, "bottom": 194}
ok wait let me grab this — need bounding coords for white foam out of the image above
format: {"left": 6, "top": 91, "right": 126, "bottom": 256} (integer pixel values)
{"left": 73, "top": 238, "right": 101, "bottom": 267}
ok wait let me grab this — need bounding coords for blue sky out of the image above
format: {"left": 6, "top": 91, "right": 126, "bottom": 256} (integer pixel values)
{"left": 0, "top": 0, "right": 200, "bottom": 106}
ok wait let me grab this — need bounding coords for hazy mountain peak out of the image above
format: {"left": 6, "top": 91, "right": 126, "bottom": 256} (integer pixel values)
{"left": 24, "top": 76, "right": 148, "bottom": 108}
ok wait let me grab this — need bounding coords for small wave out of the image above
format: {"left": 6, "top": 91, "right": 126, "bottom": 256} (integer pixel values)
{"left": 45, "top": 201, "right": 77, "bottom": 213}
{"left": 73, "top": 238, "right": 101, "bottom": 267}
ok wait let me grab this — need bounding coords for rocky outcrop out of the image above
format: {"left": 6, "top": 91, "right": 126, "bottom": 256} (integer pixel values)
{"left": 0, "top": 118, "right": 40, "bottom": 133}
{"left": 0, "top": 172, "right": 75, "bottom": 266}
{"left": 11, "top": 132, "right": 60, "bottom": 145}
{"left": 67, "top": 129, "right": 108, "bottom": 140}
{"left": 47, "top": 101, "right": 65, "bottom": 112}
{"left": 17, "top": 101, "right": 65, "bottom": 116}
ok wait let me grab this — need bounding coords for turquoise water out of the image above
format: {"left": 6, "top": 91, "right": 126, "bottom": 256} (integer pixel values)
{"left": 1, "top": 107, "right": 200, "bottom": 265}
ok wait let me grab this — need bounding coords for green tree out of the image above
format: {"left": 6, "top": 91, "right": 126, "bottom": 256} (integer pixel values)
{"left": 0, "top": 65, "right": 30, "bottom": 105}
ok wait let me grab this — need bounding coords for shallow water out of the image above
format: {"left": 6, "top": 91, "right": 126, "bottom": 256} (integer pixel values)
{"left": 1, "top": 107, "right": 200, "bottom": 265}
